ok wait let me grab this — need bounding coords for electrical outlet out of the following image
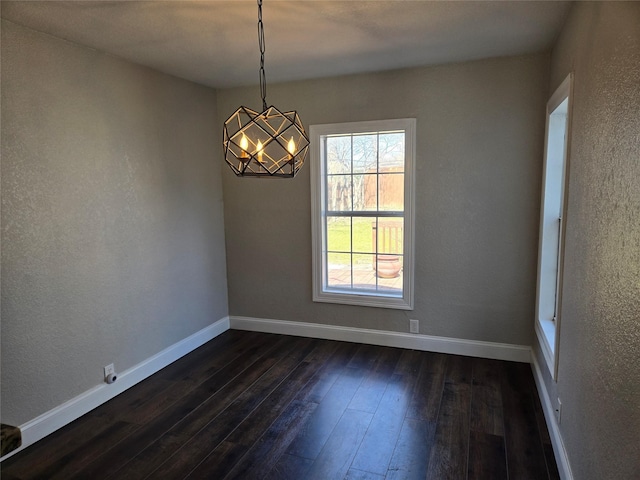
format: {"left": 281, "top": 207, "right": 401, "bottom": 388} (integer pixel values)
{"left": 104, "top": 364, "right": 115, "bottom": 378}
{"left": 555, "top": 398, "right": 562, "bottom": 424}
{"left": 409, "top": 319, "right": 419, "bottom": 334}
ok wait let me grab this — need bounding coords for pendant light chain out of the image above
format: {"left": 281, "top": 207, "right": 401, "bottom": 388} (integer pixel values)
{"left": 257, "top": 0, "right": 267, "bottom": 112}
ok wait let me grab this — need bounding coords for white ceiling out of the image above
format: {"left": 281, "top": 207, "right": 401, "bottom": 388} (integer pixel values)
{"left": 1, "top": 1, "right": 572, "bottom": 89}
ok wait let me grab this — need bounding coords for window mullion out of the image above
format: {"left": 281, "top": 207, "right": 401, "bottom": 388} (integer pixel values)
{"left": 350, "top": 134, "right": 354, "bottom": 289}
{"left": 375, "top": 132, "right": 380, "bottom": 291}
{"left": 326, "top": 211, "right": 403, "bottom": 217}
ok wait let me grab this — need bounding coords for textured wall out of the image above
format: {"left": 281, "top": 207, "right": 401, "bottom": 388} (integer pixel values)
{"left": 1, "top": 20, "right": 228, "bottom": 425}
{"left": 534, "top": 3, "right": 640, "bottom": 478}
{"left": 218, "top": 53, "right": 548, "bottom": 346}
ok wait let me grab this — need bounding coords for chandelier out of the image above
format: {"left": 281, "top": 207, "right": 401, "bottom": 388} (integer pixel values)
{"left": 223, "top": 0, "right": 309, "bottom": 178}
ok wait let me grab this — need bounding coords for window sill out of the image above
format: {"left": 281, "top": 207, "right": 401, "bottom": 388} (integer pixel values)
{"left": 535, "top": 317, "right": 557, "bottom": 379}
{"left": 313, "top": 289, "right": 413, "bottom": 310}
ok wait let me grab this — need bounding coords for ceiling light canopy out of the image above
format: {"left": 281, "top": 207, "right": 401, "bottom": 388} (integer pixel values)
{"left": 223, "top": 0, "right": 309, "bottom": 178}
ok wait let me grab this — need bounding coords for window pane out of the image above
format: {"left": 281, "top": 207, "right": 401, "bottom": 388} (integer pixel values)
{"left": 353, "top": 253, "right": 376, "bottom": 290}
{"left": 353, "top": 134, "right": 377, "bottom": 173}
{"left": 327, "top": 136, "right": 351, "bottom": 174}
{"left": 352, "top": 174, "right": 377, "bottom": 211}
{"left": 379, "top": 173, "right": 404, "bottom": 211}
{"left": 327, "top": 216, "right": 351, "bottom": 253}
{"left": 352, "top": 217, "right": 375, "bottom": 254}
{"left": 374, "top": 217, "right": 404, "bottom": 255}
{"left": 327, "top": 175, "right": 352, "bottom": 211}
{"left": 379, "top": 132, "right": 404, "bottom": 172}
{"left": 327, "top": 252, "right": 351, "bottom": 288}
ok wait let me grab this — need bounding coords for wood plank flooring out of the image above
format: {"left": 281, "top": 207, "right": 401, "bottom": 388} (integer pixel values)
{"left": 1, "top": 330, "right": 559, "bottom": 479}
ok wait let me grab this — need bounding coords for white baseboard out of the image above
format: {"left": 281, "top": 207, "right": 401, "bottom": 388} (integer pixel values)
{"left": 530, "top": 352, "right": 574, "bottom": 480}
{"left": 229, "top": 316, "right": 531, "bottom": 363}
{"left": 1, "top": 316, "right": 230, "bottom": 462}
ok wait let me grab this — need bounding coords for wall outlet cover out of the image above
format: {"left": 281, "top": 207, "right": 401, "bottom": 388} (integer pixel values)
{"left": 104, "top": 364, "right": 115, "bottom": 378}
{"left": 409, "top": 319, "right": 419, "bottom": 334}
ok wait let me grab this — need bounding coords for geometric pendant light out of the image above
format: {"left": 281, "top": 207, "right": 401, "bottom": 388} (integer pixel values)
{"left": 223, "top": 0, "right": 309, "bottom": 177}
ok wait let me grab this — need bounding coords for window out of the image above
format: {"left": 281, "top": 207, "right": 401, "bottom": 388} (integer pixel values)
{"left": 536, "top": 74, "right": 573, "bottom": 379}
{"left": 311, "top": 119, "right": 415, "bottom": 309}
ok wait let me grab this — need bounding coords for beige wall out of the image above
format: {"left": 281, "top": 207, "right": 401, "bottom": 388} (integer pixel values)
{"left": 534, "top": 3, "right": 640, "bottom": 478}
{"left": 1, "top": 20, "right": 229, "bottom": 425}
{"left": 218, "top": 53, "right": 548, "bottom": 346}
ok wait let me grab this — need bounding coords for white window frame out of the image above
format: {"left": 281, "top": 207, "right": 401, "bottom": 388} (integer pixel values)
{"left": 535, "top": 73, "right": 573, "bottom": 380}
{"left": 310, "top": 118, "right": 416, "bottom": 310}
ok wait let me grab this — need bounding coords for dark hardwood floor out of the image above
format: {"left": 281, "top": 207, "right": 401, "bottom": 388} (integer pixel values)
{"left": 1, "top": 330, "right": 559, "bottom": 479}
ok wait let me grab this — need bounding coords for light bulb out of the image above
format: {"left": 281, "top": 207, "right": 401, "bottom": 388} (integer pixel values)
{"left": 257, "top": 140, "right": 263, "bottom": 162}
{"left": 239, "top": 134, "right": 249, "bottom": 160}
